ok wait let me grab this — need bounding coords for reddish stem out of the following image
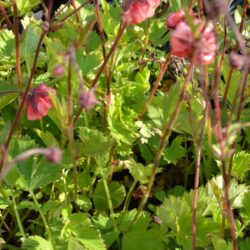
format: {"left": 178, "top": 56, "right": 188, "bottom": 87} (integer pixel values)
{"left": 94, "top": 0, "right": 111, "bottom": 104}
{"left": 91, "top": 22, "right": 126, "bottom": 88}
{"left": 12, "top": 0, "right": 22, "bottom": 89}
{"left": 138, "top": 52, "right": 172, "bottom": 118}
{"left": 0, "top": 31, "right": 47, "bottom": 169}
{"left": 0, "top": 3, "right": 14, "bottom": 31}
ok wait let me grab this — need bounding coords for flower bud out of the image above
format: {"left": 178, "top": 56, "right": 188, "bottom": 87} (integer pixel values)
{"left": 78, "top": 88, "right": 100, "bottom": 111}
{"left": 166, "top": 10, "right": 185, "bottom": 29}
{"left": 45, "top": 147, "right": 62, "bottom": 164}
{"left": 230, "top": 52, "right": 250, "bottom": 72}
{"left": 53, "top": 64, "right": 65, "bottom": 77}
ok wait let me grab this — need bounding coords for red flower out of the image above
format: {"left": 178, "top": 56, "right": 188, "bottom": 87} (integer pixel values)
{"left": 166, "top": 10, "right": 185, "bottom": 29}
{"left": 122, "top": 0, "right": 160, "bottom": 25}
{"left": 26, "top": 84, "right": 56, "bottom": 120}
{"left": 170, "top": 21, "right": 217, "bottom": 65}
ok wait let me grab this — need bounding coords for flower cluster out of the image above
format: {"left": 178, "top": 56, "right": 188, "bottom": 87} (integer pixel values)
{"left": 26, "top": 84, "right": 56, "bottom": 120}
{"left": 167, "top": 11, "right": 217, "bottom": 65}
{"left": 122, "top": 0, "right": 160, "bottom": 25}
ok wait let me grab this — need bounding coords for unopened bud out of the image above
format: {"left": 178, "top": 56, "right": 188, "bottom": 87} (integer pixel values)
{"left": 78, "top": 88, "right": 100, "bottom": 111}
{"left": 53, "top": 64, "right": 65, "bottom": 77}
{"left": 45, "top": 147, "right": 62, "bottom": 164}
{"left": 230, "top": 52, "right": 250, "bottom": 72}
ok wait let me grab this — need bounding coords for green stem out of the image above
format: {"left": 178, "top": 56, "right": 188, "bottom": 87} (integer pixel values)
{"left": 123, "top": 180, "right": 137, "bottom": 211}
{"left": 99, "top": 167, "right": 120, "bottom": 249}
{"left": 30, "top": 190, "right": 56, "bottom": 249}
{"left": 12, "top": 195, "right": 26, "bottom": 239}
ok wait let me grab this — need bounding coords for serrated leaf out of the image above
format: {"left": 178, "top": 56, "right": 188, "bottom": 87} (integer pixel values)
{"left": 122, "top": 227, "right": 162, "bottom": 250}
{"left": 211, "top": 238, "right": 233, "bottom": 250}
{"left": 78, "top": 127, "right": 113, "bottom": 156}
{"left": 20, "top": 17, "right": 42, "bottom": 73}
{"left": 62, "top": 213, "right": 106, "bottom": 250}
{"left": 22, "top": 236, "right": 53, "bottom": 250}
{"left": 232, "top": 151, "right": 250, "bottom": 179}
{"left": 163, "top": 135, "right": 186, "bottom": 164}
{"left": 108, "top": 94, "right": 138, "bottom": 145}
{"left": 93, "top": 181, "right": 126, "bottom": 211}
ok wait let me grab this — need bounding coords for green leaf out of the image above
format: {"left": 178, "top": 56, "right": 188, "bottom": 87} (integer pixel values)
{"left": 108, "top": 94, "right": 138, "bottom": 145}
{"left": 61, "top": 213, "right": 106, "bottom": 250}
{"left": 242, "top": 192, "right": 250, "bottom": 216}
{"left": 17, "top": 0, "right": 40, "bottom": 15}
{"left": 211, "top": 238, "right": 233, "bottom": 250}
{"left": 232, "top": 151, "right": 250, "bottom": 179}
{"left": 33, "top": 129, "right": 59, "bottom": 147}
{"left": 239, "top": 237, "right": 250, "bottom": 250}
{"left": 163, "top": 136, "right": 186, "bottom": 164}
{"left": 0, "top": 93, "right": 18, "bottom": 110}
{"left": 93, "top": 181, "right": 126, "bottom": 211}
{"left": 78, "top": 127, "right": 113, "bottom": 156}
{"left": 20, "top": 17, "right": 42, "bottom": 73}
{"left": 22, "top": 236, "right": 53, "bottom": 250}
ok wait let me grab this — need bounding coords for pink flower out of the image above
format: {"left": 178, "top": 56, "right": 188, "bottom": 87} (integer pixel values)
{"left": 53, "top": 64, "right": 65, "bottom": 77}
{"left": 230, "top": 52, "right": 250, "bottom": 72}
{"left": 26, "top": 84, "right": 56, "bottom": 120}
{"left": 170, "top": 21, "right": 217, "bottom": 65}
{"left": 78, "top": 88, "right": 100, "bottom": 111}
{"left": 195, "top": 22, "right": 217, "bottom": 65}
{"left": 166, "top": 10, "right": 185, "bottom": 29}
{"left": 45, "top": 147, "right": 62, "bottom": 164}
{"left": 122, "top": 0, "right": 160, "bottom": 25}
{"left": 170, "top": 22, "right": 193, "bottom": 58}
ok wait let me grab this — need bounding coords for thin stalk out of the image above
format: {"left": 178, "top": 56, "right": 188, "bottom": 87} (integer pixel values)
{"left": 130, "top": 59, "right": 196, "bottom": 227}
{"left": 138, "top": 52, "right": 172, "bottom": 118}
{"left": 58, "top": 0, "right": 90, "bottom": 23}
{"left": 213, "top": 61, "right": 238, "bottom": 250}
{"left": 0, "top": 3, "right": 13, "bottom": 31}
{"left": 91, "top": 22, "right": 126, "bottom": 88}
{"left": 12, "top": 195, "right": 26, "bottom": 239}
{"left": 67, "top": 53, "right": 78, "bottom": 203}
{"left": 30, "top": 190, "right": 56, "bottom": 249}
{"left": 94, "top": 0, "right": 110, "bottom": 104}
{"left": 140, "top": 19, "right": 151, "bottom": 61}
{"left": 192, "top": 98, "right": 207, "bottom": 250}
{"left": 222, "top": 0, "right": 247, "bottom": 107}
{"left": 197, "top": 0, "right": 204, "bottom": 17}
{"left": 71, "top": 0, "right": 80, "bottom": 24}
{"left": 1, "top": 31, "right": 47, "bottom": 170}
{"left": 12, "top": 0, "right": 22, "bottom": 89}
{"left": 99, "top": 167, "right": 120, "bottom": 249}
{"left": 123, "top": 180, "right": 137, "bottom": 211}
{"left": 188, "top": 0, "right": 195, "bottom": 11}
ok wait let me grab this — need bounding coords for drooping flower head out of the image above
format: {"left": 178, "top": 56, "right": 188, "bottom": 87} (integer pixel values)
{"left": 166, "top": 10, "right": 186, "bottom": 29}
{"left": 26, "top": 84, "right": 56, "bottom": 120}
{"left": 170, "top": 21, "right": 217, "bottom": 65}
{"left": 78, "top": 88, "right": 100, "bottom": 111}
{"left": 229, "top": 52, "right": 250, "bottom": 72}
{"left": 122, "top": 0, "right": 161, "bottom": 25}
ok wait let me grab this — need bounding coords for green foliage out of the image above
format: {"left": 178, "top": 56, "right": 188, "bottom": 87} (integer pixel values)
{"left": 93, "top": 181, "right": 126, "bottom": 210}
{"left": 61, "top": 213, "right": 106, "bottom": 250}
{"left": 0, "top": 1, "right": 249, "bottom": 249}
{"left": 78, "top": 127, "right": 113, "bottom": 156}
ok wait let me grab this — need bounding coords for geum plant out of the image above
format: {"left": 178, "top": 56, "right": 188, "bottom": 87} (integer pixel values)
{"left": 0, "top": 0, "right": 249, "bottom": 249}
